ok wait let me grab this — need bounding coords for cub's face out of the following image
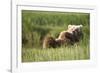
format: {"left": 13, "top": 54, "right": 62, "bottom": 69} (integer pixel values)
{"left": 67, "top": 24, "right": 83, "bottom": 34}
{"left": 67, "top": 24, "right": 83, "bottom": 42}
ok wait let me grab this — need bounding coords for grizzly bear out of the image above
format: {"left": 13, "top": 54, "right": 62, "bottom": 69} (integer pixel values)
{"left": 43, "top": 24, "right": 83, "bottom": 48}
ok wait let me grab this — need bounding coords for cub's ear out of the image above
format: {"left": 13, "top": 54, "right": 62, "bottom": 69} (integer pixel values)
{"left": 80, "top": 24, "right": 83, "bottom": 28}
{"left": 68, "top": 24, "right": 72, "bottom": 29}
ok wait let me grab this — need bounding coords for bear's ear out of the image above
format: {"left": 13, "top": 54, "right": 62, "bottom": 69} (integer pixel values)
{"left": 80, "top": 24, "right": 83, "bottom": 28}
{"left": 68, "top": 24, "right": 72, "bottom": 29}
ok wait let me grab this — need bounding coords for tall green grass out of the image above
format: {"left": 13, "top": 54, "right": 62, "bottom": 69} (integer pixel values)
{"left": 22, "top": 10, "right": 90, "bottom": 62}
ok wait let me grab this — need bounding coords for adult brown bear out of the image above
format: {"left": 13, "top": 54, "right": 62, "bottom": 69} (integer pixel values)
{"left": 43, "top": 24, "right": 83, "bottom": 48}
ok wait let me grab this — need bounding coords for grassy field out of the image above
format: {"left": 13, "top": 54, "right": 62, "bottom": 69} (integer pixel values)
{"left": 22, "top": 10, "right": 90, "bottom": 62}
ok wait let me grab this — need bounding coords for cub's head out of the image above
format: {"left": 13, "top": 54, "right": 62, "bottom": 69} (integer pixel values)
{"left": 67, "top": 24, "right": 83, "bottom": 34}
{"left": 67, "top": 24, "right": 83, "bottom": 42}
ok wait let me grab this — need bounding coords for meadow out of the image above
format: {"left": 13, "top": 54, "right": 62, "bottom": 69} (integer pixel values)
{"left": 22, "top": 10, "right": 90, "bottom": 62}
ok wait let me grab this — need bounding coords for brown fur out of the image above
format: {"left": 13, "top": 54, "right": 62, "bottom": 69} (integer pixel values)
{"left": 43, "top": 36, "right": 56, "bottom": 48}
{"left": 43, "top": 32, "right": 75, "bottom": 48}
{"left": 43, "top": 25, "right": 83, "bottom": 48}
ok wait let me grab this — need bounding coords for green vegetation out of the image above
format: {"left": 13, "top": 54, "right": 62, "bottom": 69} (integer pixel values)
{"left": 22, "top": 10, "right": 90, "bottom": 62}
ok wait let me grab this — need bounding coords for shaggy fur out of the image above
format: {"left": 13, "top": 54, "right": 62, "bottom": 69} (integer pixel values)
{"left": 43, "top": 36, "right": 56, "bottom": 48}
{"left": 43, "top": 25, "right": 83, "bottom": 48}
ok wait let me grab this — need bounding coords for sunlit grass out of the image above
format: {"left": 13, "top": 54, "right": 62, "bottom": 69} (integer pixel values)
{"left": 22, "top": 44, "right": 90, "bottom": 62}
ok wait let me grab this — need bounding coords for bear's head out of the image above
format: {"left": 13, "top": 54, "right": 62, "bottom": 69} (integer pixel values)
{"left": 67, "top": 24, "right": 83, "bottom": 42}
{"left": 67, "top": 24, "right": 83, "bottom": 34}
